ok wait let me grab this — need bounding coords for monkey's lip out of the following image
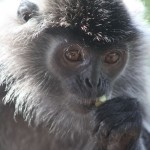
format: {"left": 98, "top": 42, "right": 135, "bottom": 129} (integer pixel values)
{"left": 71, "top": 95, "right": 107, "bottom": 114}
{"left": 79, "top": 95, "right": 107, "bottom": 107}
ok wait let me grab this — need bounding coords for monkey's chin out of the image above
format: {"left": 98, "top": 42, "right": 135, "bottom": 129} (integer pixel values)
{"left": 69, "top": 103, "right": 94, "bottom": 114}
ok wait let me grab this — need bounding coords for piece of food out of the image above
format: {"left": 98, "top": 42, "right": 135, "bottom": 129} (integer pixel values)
{"left": 95, "top": 95, "right": 107, "bottom": 107}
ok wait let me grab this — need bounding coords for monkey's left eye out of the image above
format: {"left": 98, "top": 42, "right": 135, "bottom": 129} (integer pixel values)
{"left": 22, "top": 12, "right": 32, "bottom": 22}
{"left": 104, "top": 51, "right": 121, "bottom": 64}
{"left": 64, "top": 46, "right": 83, "bottom": 62}
{"left": 17, "top": 1, "right": 39, "bottom": 23}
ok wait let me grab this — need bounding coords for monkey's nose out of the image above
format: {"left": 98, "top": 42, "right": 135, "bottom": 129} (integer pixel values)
{"left": 84, "top": 78, "right": 101, "bottom": 89}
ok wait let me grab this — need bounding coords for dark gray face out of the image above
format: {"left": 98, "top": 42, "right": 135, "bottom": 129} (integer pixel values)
{"left": 0, "top": 0, "right": 138, "bottom": 136}
{"left": 45, "top": 30, "right": 128, "bottom": 106}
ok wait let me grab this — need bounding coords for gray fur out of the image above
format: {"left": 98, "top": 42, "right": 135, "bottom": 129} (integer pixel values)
{"left": 0, "top": 0, "right": 150, "bottom": 150}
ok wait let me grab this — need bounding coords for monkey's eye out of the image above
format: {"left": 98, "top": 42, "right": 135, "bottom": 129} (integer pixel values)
{"left": 17, "top": 1, "right": 39, "bottom": 23}
{"left": 22, "top": 12, "right": 32, "bottom": 22}
{"left": 64, "top": 45, "right": 83, "bottom": 62}
{"left": 104, "top": 51, "right": 121, "bottom": 64}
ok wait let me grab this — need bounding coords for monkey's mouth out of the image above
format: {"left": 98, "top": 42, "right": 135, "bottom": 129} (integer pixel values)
{"left": 83, "top": 95, "right": 107, "bottom": 108}
{"left": 70, "top": 95, "right": 107, "bottom": 114}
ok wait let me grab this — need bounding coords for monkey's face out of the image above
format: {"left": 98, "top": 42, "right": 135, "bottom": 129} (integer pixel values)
{"left": 45, "top": 29, "right": 128, "bottom": 111}
{"left": 0, "top": 0, "right": 138, "bottom": 135}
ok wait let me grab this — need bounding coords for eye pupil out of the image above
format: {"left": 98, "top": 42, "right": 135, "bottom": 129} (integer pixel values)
{"left": 104, "top": 52, "right": 120, "bottom": 64}
{"left": 23, "top": 13, "right": 32, "bottom": 22}
{"left": 64, "top": 45, "right": 83, "bottom": 62}
{"left": 65, "top": 50, "right": 82, "bottom": 61}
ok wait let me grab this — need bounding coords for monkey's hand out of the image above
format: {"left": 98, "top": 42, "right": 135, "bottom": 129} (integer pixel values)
{"left": 94, "top": 97, "right": 142, "bottom": 150}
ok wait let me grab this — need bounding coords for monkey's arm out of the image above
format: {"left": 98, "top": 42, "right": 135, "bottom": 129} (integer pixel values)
{"left": 94, "top": 97, "right": 142, "bottom": 150}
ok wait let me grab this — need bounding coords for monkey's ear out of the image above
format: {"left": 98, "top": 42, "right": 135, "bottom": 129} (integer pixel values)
{"left": 17, "top": 0, "right": 39, "bottom": 22}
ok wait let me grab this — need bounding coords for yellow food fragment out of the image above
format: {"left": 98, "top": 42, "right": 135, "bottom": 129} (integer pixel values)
{"left": 95, "top": 95, "right": 107, "bottom": 107}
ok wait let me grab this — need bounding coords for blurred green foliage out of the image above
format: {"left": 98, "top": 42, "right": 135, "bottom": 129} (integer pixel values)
{"left": 144, "top": 0, "right": 150, "bottom": 8}
{"left": 144, "top": 0, "right": 150, "bottom": 21}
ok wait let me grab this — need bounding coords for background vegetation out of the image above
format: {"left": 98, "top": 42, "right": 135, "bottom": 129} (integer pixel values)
{"left": 144, "top": 0, "right": 150, "bottom": 21}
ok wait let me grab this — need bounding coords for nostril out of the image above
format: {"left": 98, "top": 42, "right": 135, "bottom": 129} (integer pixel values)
{"left": 97, "top": 78, "right": 101, "bottom": 88}
{"left": 85, "top": 78, "right": 93, "bottom": 88}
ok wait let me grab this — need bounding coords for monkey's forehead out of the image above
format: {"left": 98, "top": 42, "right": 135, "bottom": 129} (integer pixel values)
{"left": 31, "top": 0, "right": 138, "bottom": 43}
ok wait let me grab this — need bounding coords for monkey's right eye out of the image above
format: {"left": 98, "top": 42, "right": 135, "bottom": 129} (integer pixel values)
{"left": 64, "top": 45, "right": 83, "bottom": 62}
